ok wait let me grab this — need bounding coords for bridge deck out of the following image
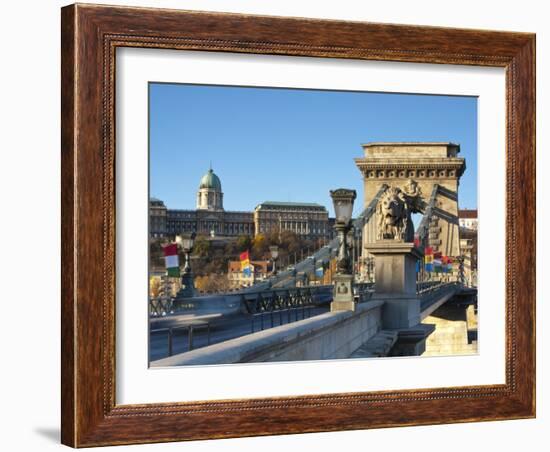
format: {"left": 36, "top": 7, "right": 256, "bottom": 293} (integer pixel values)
{"left": 149, "top": 306, "right": 329, "bottom": 362}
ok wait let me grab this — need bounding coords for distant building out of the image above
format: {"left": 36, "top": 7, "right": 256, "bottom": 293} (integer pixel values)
{"left": 227, "top": 260, "right": 271, "bottom": 288}
{"left": 150, "top": 168, "right": 333, "bottom": 241}
{"left": 150, "top": 198, "right": 168, "bottom": 237}
{"left": 459, "top": 209, "right": 478, "bottom": 230}
{"left": 254, "top": 201, "right": 330, "bottom": 239}
{"left": 459, "top": 209, "right": 478, "bottom": 286}
{"left": 149, "top": 167, "right": 254, "bottom": 238}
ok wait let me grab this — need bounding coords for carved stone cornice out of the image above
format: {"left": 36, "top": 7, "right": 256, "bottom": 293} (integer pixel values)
{"left": 355, "top": 157, "right": 465, "bottom": 179}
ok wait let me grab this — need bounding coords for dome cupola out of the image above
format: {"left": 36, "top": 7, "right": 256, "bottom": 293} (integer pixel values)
{"left": 196, "top": 166, "right": 224, "bottom": 211}
{"left": 199, "top": 168, "right": 222, "bottom": 191}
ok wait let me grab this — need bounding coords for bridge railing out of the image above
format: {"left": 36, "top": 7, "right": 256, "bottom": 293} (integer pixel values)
{"left": 241, "top": 285, "right": 333, "bottom": 314}
{"left": 354, "top": 282, "right": 375, "bottom": 303}
{"left": 150, "top": 279, "right": 449, "bottom": 318}
{"left": 416, "top": 280, "right": 459, "bottom": 296}
{"left": 150, "top": 297, "right": 174, "bottom": 317}
{"left": 150, "top": 284, "right": 336, "bottom": 318}
{"left": 150, "top": 281, "right": 377, "bottom": 360}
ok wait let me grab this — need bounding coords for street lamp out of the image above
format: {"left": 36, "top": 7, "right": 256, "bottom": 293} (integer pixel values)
{"left": 175, "top": 232, "right": 196, "bottom": 297}
{"left": 269, "top": 245, "right": 279, "bottom": 275}
{"left": 329, "top": 188, "right": 357, "bottom": 312}
{"left": 330, "top": 189, "right": 356, "bottom": 275}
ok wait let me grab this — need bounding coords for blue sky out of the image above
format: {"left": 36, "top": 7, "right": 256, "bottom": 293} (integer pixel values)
{"left": 149, "top": 83, "right": 477, "bottom": 217}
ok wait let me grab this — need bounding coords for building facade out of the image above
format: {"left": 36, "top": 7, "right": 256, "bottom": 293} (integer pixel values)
{"left": 150, "top": 167, "right": 254, "bottom": 238}
{"left": 459, "top": 209, "right": 478, "bottom": 287}
{"left": 458, "top": 209, "right": 478, "bottom": 230}
{"left": 151, "top": 168, "right": 333, "bottom": 241}
{"left": 150, "top": 198, "right": 168, "bottom": 237}
{"left": 253, "top": 201, "right": 330, "bottom": 239}
{"left": 227, "top": 260, "right": 271, "bottom": 289}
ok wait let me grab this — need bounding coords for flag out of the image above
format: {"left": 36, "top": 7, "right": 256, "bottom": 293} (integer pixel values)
{"left": 433, "top": 250, "right": 442, "bottom": 273}
{"left": 315, "top": 266, "right": 324, "bottom": 278}
{"left": 163, "top": 243, "right": 180, "bottom": 277}
{"left": 446, "top": 257, "right": 454, "bottom": 273}
{"left": 414, "top": 235, "right": 420, "bottom": 247}
{"left": 424, "top": 246, "right": 434, "bottom": 272}
{"left": 240, "top": 250, "right": 251, "bottom": 277}
{"left": 441, "top": 256, "right": 448, "bottom": 273}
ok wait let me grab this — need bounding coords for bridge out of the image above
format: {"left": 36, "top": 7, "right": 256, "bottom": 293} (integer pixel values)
{"left": 149, "top": 142, "right": 478, "bottom": 366}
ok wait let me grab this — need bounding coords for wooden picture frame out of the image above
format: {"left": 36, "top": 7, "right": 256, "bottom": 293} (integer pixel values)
{"left": 61, "top": 3, "right": 535, "bottom": 447}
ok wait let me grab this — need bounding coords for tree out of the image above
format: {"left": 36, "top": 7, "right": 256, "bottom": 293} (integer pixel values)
{"left": 195, "top": 274, "right": 231, "bottom": 293}
{"left": 192, "top": 234, "right": 211, "bottom": 257}
{"left": 251, "top": 233, "right": 267, "bottom": 259}
{"left": 149, "top": 238, "right": 166, "bottom": 269}
{"left": 149, "top": 277, "right": 161, "bottom": 297}
{"left": 224, "top": 240, "right": 238, "bottom": 256}
{"left": 236, "top": 235, "right": 252, "bottom": 252}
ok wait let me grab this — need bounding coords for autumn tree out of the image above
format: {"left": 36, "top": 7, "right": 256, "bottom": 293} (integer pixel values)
{"left": 236, "top": 235, "right": 252, "bottom": 252}
{"left": 192, "top": 234, "right": 211, "bottom": 257}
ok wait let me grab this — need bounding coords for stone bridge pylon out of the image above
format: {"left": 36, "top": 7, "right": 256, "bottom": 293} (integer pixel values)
{"left": 355, "top": 142, "right": 466, "bottom": 260}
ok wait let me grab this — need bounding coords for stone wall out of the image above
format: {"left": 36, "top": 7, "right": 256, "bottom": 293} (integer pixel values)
{"left": 152, "top": 300, "right": 383, "bottom": 366}
{"left": 423, "top": 303, "right": 477, "bottom": 356}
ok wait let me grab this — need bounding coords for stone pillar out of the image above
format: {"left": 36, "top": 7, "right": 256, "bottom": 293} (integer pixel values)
{"left": 331, "top": 274, "right": 355, "bottom": 312}
{"left": 365, "top": 241, "right": 422, "bottom": 329}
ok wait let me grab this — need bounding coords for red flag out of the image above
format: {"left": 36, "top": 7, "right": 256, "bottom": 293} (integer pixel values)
{"left": 239, "top": 250, "right": 249, "bottom": 262}
{"left": 163, "top": 243, "right": 178, "bottom": 257}
{"left": 414, "top": 236, "right": 420, "bottom": 247}
{"left": 425, "top": 246, "right": 433, "bottom": 255}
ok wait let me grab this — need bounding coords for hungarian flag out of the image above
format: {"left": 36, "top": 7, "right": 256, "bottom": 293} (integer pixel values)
{"left": 163, "top": 243, "right": 180, "bottom": 277}
{"left": 240, "top": 250, "right": 251, "bottom": 277}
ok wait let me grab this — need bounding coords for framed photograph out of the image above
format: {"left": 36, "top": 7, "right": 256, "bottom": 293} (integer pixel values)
{"left": 61, "top": 3, "right": 535, "bottom": 447}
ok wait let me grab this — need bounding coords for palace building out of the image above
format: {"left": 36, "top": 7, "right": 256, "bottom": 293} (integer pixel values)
{"left": 150, "top": 167, "right": 254, "bottom": 238}
{"left": 253, "top": 201, "right": 329, "bottom": 239}
{"left": 150, "top": 167, "right": 332, "bottom": 240}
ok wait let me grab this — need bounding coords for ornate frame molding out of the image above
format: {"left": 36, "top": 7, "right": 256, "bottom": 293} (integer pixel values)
{"left": 61, "top": 4, "right": 535, "bottom": 447}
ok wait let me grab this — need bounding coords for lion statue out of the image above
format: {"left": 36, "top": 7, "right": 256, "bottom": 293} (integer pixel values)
{"left": 376, "top": 187, "right": 414, "bottom": 241}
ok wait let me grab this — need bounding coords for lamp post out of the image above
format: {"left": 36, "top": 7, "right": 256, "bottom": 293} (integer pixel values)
{"left": 329, "top": 189, "right": 356, "bottom": 311}
{"left": 175, "top": 232, "right": 197, "bottom": 298}
{"left": 269, "top": 245, "right": 279, "bottom": 276}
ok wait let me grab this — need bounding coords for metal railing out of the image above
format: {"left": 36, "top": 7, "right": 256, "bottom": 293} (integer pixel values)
{"left": 150, "top": 297, "right": 174, "bottom": 317}
{"left": 150, "top": 322, "right": 211, "bottom": 357}
{"left": 250, "top": 304, "right": 316, "bottom": 333}
{"left": 241, "top": 285, "right": 332, "bottom": 314}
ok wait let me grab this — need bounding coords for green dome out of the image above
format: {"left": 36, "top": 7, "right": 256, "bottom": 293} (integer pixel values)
{"left": 199, "top": 168, "right": 222, "bottom": 191}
